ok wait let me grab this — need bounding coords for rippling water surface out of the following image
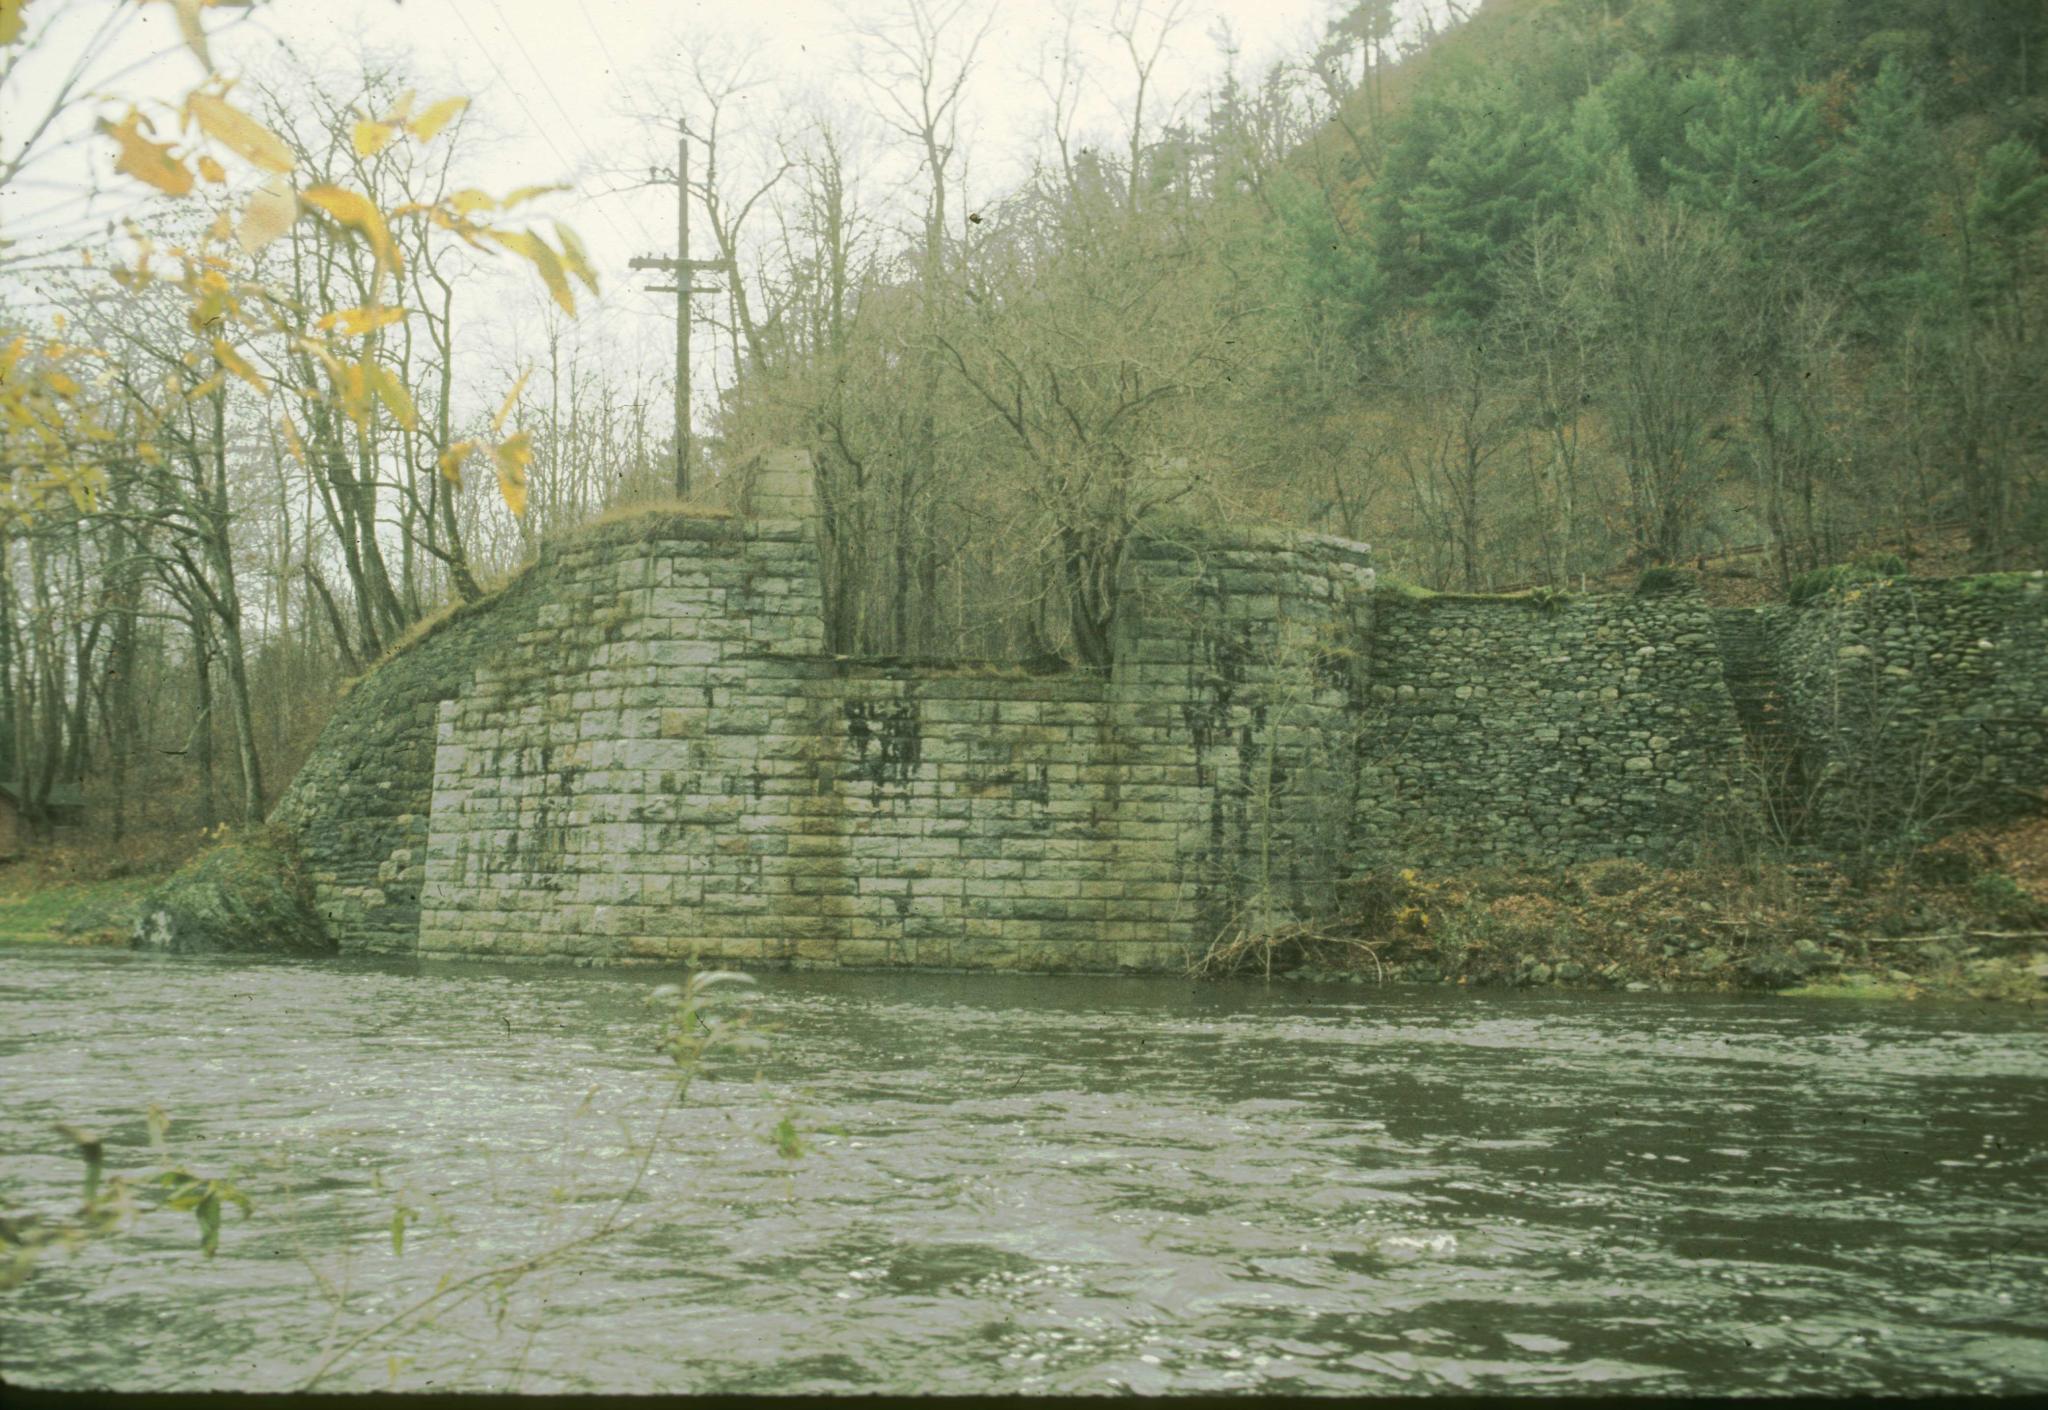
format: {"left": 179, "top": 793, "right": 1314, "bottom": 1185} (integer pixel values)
{"left": 2, "top": 946, "right": 2045, "bottom": 1395}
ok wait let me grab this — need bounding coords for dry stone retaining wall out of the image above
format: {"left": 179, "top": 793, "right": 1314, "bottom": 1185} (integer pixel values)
{"left": 1357, "top": 588, "right": 1747, "bottom": 866}
{"left": 270, "top": 564, "right": 553, "bottom": 953}
{"left": 1768, "top": 575, "right": 2048, "bottom": 840}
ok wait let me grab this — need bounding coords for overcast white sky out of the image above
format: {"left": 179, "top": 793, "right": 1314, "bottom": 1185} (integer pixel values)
{"left": 5, "top": 0, "right": 1380, "bottom": 418}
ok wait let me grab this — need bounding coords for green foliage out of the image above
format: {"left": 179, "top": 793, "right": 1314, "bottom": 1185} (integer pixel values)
{"left": 1662, "top": 60, "right": 1826, "bottom": 265}
{"left": 0, "top": 873, "right": 159, "bottom": 945}
{"left": 771, "top": 1114, "right": 806, "bottom": 1162}
{"left": 1266, "top": 170, "right": 1381, "bottom": 339}
{"left": 1970, "top": 872, "right": 2048, "bottom": 927}
{"left": 1787, "top": 554, "right": 1907, "bottom": 605}
{"left": 1964, "top": 137, "right": 2048, "bottom": 313}
{"left": 647, "top": 969, "right": 768, "bottom": 1093}
{"left": 1787, "top": 564, "right": 1850, "bottom": 606}
{"left": 0, "top": 1106, "right": 249, "bottom": 1289}
{"left": 133, "top": 829, "right": 333, "bottom": 955}
{"left": 1807, "top": 58, "right": 1941, "bottom": 324}
{"left": 1578, "top": 61, "right": 1723, "bottom": 198}
{"left": 2014, "top": 488, "right": 2048, "bottom": 563}
{"left": 1951, "top": 572, "right": 2044, "bottom": 596}
{"left": 1376, "top": 80, "right": 1572, "bottom": 327}
{"left": 1372, "top": 574, "right": 1436, "bottom": 601}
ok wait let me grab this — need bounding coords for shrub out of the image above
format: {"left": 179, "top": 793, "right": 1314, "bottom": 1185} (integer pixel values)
{"left": 1788, "top": 554, "right": 1908, "bottom": 606}
{"left": 130, "top": 828, "right": 332, "bottom": 955}
{"left": 1633, "top": 566, "right": 1688, "bottom": 597}
{"left": 1969, "top": 872, "right": 2048, "bottom": 927}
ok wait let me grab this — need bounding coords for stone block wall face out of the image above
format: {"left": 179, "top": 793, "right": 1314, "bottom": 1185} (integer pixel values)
{"left": 416, "top": 520, "right": 827, "bottom": 963}
{"left": 410, "top": 522, "right": 1374, "bottom": 971}
{"left": 1770, "top": 576, "right": 2048, "bottom": 838}
{"left": 819, "top": 672, "right": 1201, "bottom": 972}
{"left": 1357, "top": 588, "right": 1745, "bottom": 866}
{"left": 1115, "top": 530, "right": 1378, "bottom": 938}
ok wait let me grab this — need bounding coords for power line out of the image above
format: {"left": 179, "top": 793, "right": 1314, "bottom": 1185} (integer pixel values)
{"left": 438, "top": 0, "right": 688, "bottom": 385}
{"left": 581, "top": 3, "right": 632, "bottom": 92}
{"left": 441, "top": 0, "right": 658, "bottom": 355}
{"left": 495, "top": 0, "right": 661, "bottom": 252}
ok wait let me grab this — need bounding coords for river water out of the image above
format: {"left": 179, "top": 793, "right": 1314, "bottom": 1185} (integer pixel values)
{"left": 1, "top": 946, "right": 2044, "bottom": 1396}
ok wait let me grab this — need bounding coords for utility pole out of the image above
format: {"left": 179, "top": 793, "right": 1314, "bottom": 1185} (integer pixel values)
{"left": 629, "top": 128, "right": 733, "bottom": 500}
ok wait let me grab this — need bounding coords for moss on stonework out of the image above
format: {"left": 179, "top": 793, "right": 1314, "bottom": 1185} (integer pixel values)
{"left": 131, "top": 828, "right": 332, "bottom": 955}
{"left": 1951, "top": 570, "right": 2047, "bottom": 596}
{"left": 1378, "top": 583, "right": 1587, "bottom": 610}
{"left": 569, "top": 507, "right": 749, "bottom": 554}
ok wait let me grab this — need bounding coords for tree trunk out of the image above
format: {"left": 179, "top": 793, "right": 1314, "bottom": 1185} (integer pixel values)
{"left": 191, "top": 616, "right": 216, "bottom": 832}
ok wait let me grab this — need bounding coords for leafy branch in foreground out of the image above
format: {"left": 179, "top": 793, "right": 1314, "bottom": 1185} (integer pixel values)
{"left": 0, "top": 1103, "right": 249, "bottom": 1290}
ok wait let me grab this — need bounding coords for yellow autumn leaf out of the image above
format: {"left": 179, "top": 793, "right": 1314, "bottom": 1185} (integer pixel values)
{"left": 1, "top": 0, "right": 28, "bottom": 47}
{"left": 167, "top": 0, "right": 209, "bottom": 69}
{"left": 316, "top": 304, "right": 407, "bottom": 337}
{"left": 491, "top": 370, "right": 529, "bottom": 435}
{"left": 279, "top": 414, "right": 307, "bottom": 466}
{"left": 302, "top": 184, "right": 397, "bottom": 274}
{"left": 408, "top": 96, "right": 468, "bottom": 144}
{"left": 187, "top": 285, "right": 230, "bottom": 332}
{"left": 382, "top": 89, "right": 416, "bottom": 125}
{"left": 500, "top": 183, "right": 568, "bottom": 210}
{"left": 212, "top": 338, "right": 267, "bottom": 392}
{"left": 188, "top": 92, "right": 294, "bottom": 173}
{"left": 487, "top": 229, "right": 574, "bottom": 315}
{"left": 185, "top": 372, "right": 225, "bottom": 401}
{"left": 555, "top": 222, "right": 599, "bottom": 298}
{"left": 45, "top": 370, "right": 80, "bottom": 398}
{"left": 101, "top": 113, "right": 193, "bottom": 196}
{"left": 363, "top": 359, "right": 418, "bottom": 431}
{"left": 236, "top": 176, "right": 297, "bottom": 254}
{"left": 197, "top": 154, "right": 226, "bottom": 183}
{"left": 293, "top": 334, "right": 344, "bottom": 384}
{"left": 352, "top": 119, "right": 396, "bottom": 159}
{"left": 447, "top": 188, "right": 496, "bottom": 216}
{"left": 437, "top": 439, "right": 476, "bottom": 487}
{"left": 492, "top": 432, "right": 531, "bottom": 517}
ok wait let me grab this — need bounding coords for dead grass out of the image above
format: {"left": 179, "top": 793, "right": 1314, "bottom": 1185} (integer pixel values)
{"left": 581, "top": 495, "right": 731, "bottom": 529}
{"left": 1190, "top": 815, "right": 2048, "bottom": 1002}
{"left": 0, "top": 835, "right": 199, "bottom": 945}
{"left": 1940, "top": 814, "right": 2048, "bottom": 905}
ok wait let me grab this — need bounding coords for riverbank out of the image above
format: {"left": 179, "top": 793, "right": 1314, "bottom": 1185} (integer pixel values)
{"left": 0, "top": 867, "right": 158, "bottom": 946}
{"left": 9, "top": 820, "right": 2047, "bottom": 1002}
{"left": 1205, "top": 817, "right": 2048, "bottom": 1005}
{"left": 0, "top": 832, "right": 204, "bottom": 946}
